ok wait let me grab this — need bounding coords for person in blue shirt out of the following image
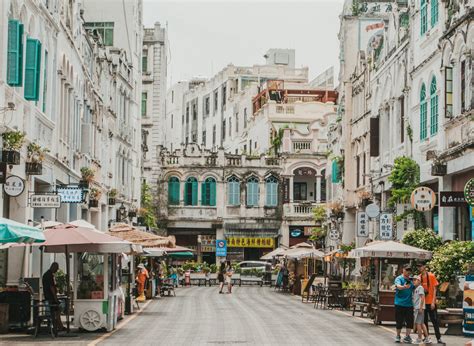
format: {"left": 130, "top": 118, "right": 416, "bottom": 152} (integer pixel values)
{"left": 394, "top": 265, "right": 415, "bottom": 343}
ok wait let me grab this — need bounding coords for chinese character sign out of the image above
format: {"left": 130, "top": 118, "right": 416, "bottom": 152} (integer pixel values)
{"left": 379, "top": 213, "right": 393, "bottom": 240}
{"left": 227, "top": 237, "right": 274, "bottom": 248}
{"left": 357, "top": 211, "right": 369, "bottom": 237}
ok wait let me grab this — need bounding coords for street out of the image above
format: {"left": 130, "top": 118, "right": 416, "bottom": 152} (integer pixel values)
{"left": 99, "top": 286, "right": 394, "bottom": 346}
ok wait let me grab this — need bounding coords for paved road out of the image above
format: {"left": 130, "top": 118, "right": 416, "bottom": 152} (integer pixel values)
{"left": 100, "top": 286, "right": 395, "bottom": 346}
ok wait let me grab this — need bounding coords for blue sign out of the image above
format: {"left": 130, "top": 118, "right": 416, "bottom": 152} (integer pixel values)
{"left": 464, "top": 275, "right": 474, "bottom": 337}
{"left": 216, "top": 239, "right": 227, "bottom": 257}
{"left": 290, "top": 229, "right": 302, "bottom": 238}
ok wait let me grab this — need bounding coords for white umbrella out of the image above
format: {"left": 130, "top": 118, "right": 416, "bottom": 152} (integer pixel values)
{"left": 284, "top": 242, "right": 324, "bottom": 260}
{"left": 260, "top": 247, "right": 287, "bottom": 260}
{"left": 348, "top": 240, "right": 432, "bottom": 259}
{"left": 69, "top": 219, "right": 96, "bottom": 230}
{"left": 42, "top": 220, "right": 62, "bottom": 229}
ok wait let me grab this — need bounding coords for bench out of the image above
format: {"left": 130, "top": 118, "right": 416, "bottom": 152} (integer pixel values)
{"left": 437, "top": 309, "right": 463, "bottom": 336}
{"left": 352, "top": 301, "right": 370, "bottom": 317}
{"left": 240, "top": 277, "right": 263, "bottom": 287}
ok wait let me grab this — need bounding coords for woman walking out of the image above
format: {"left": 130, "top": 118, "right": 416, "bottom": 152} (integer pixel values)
{"left": 225, "top": 261, "right": 234, "bottom": 294}
{"left": 218, "top": 262, "right": 225, "bottom": 294}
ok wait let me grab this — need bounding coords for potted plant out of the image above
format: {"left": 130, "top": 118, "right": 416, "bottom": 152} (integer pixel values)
{"left": 25, "top": 142, "right": 49, "bottom": 175}
{"left": 108, "top": 188, "right": 117, "bottom": 205}
{"left": 2, "top": 130, "right": 26, "bottom": 165}
{"left": 137, "top": 207, "right": 147, "bottom": 225}
{"left": 89, "top": 187, "right": 102, "bottom": 208}
{"left": 80, "top": 167, "right": 95, "bottom": 188}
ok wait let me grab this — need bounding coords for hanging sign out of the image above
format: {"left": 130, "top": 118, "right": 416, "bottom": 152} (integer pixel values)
{"left": 30, "top": 194, "right": 61, "bottom": 208}
{"left": 357, "top": 211, "right": 369, "bottom": 237}
{"left": 57, "top": 186, "right": 84, "bottom": 203}
{"left": 3, "top": 175, "right": 25, "bottom": 197}
{"left": 464, "top": 178, "right": 474, "bottom": 207}
{"left": 365, "top": 203, "right": 380, "bottom": 218}
{"left": 283, "top": 178, "right": 290, "bottom": 204}
{"left": 227, "top": 237, "right": 274, "bottom": 248}
{"left": 439, "top": 191, "right": 467, "bottom": 207}
{"left": 379, "top": 213, "right": 393, "bottom": 240}
{"left": 215, "top": 239, "right": 227, "bottom": 257}
{"left": 411, "top": 187, "right": 436, "bottom": 211}
{"left": 290, "top": 228, "right": 303, "bottom": 238}
{"left": 329, "top": 229, "right": 339, "bottom": 241}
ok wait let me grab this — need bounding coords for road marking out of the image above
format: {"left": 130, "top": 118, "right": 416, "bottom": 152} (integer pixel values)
{"left": 88, "top": 300, "right": 153, "bottom": 346}
{"left": 333, "top": 309, "right": 396, "bottom": 334}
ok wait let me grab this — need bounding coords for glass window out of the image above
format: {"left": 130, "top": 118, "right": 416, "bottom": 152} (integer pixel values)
{"left": 77, "top": 253, "right": 105, "bottom": 299}
{"left": 420, "top": 0, "right": 428, "bottom": 35}
{"left": 227, "top": 176, "right": 240, "bottom": 206}
{"left": 430, "top": 77, "right": 438, "bottom": 135}
{"left": 184, "top": 177, "right": 198, "bottom": 206}
{"left": 142, "top": 53, "right": 148, "bottom": 73}
{"left": 420, "top": 83, "right": 428, "bottom": 140}
{"left": 293, "top": 182, "right": 307, "bottom": 201}
{"left": 265, "top": 176, "right": 278, "bottom": 207}
{"left": 85, "top": 22, "right": 114, "bottom": 46}
{"left": 246, "top": 177, "right": 259, "bottom": 206}
{"left": 141, "top": 92, "right": 147, "bottom": 117}
{"left": 201, "top": 177, "right": 216, "bottom": 206}
{"left": 168, "top": 176, "right": 180, "bottom": 205}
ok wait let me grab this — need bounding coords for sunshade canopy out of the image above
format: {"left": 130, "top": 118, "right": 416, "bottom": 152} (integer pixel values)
{"left": 260, "top": 247, "right": 287, "bottom": 260}
{"left": 0, "top": 217, "right": 45, "bottom": 243}
{"left": 107, "top": 223, "right": 175, "bottom": 248}
{"left": 69, "top": 219, "right": 96, "bottom": 229}
{"left": 348, "top": 240, "right": 432, "bottom": 259}
{"left": 168, "top": 251, "right": 194, "bottom": 259}
{"left": 284, "top": 242, "right": 324, "bottom": 259}
{"left": 41, "top": 225, "right": 137, "bottom": 253}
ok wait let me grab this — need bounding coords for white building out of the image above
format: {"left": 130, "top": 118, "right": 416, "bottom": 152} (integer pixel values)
{"left": 0, "top": 0, "right": 143, "bottom": 285}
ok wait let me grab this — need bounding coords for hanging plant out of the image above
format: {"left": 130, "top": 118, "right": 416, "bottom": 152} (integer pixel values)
{"left": 80, "top": 167, "right": 95, "bottom": 182}
{"left": 27, "top": 142, "right": 50, "bottom": 163}
{"left": 2, "top": 130, "right": 26, "bottom": 165}
{"left": 89, "top": 187, "right": 102, "bottom": 201}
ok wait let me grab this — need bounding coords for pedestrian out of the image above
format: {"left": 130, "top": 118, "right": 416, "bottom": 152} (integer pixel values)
{"left": 412, "top": 275, "right": 431, "bottom": 344}
{"left": 225, "top": 260, "right": 234, "bottom": 294}
{"left": 394, "top": 265, "right": 415, "bottom": 343}
{"left": 417, "top": 262, "right": 443, "bottom": 344}
{"left": 136, "top": 263, "right": 149, "bottom": 302}
{"left": 42, "top": 262, "right": 64, "bottom": 332}
{"left": 218, "top": 262, "right": 225, "bottom": 294}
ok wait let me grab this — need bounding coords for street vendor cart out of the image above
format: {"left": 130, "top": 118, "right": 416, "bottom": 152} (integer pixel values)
{"left": 349, "top": 241, "right": 432, "bottom": 325}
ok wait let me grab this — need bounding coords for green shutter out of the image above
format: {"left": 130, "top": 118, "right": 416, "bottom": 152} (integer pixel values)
{"left": 168, "top": 178, "right": 180, "bottom": 205}
{"left": 24, "top": 38, "right": 41, "bottom": 100}
{"left": 7, "top": 20, "right": 23, "bottom": 86}
{"left": 210, "top": 180, "right": 216, "bottom": 206}
{"left": 331, "top": 161, "right": 341, "bottom": 184}
{"left": 191, "top": 180, "right": 198, "bottom": 206}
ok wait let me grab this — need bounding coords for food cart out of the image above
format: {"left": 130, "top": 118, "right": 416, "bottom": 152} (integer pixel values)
{"left": 349, "top": 241, "right": 432, "bottom": 324}
{"left": 39, "top": 225, "right": 140, "bottom": 332}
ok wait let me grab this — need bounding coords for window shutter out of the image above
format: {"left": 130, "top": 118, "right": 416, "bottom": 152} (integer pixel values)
{"left": 331, "top": 161, "right": 340, "bottom": 184}
{"left": 210, "top": 180, "right": 216, "bottom": 206}
{"left": 370, "top": 117, "right": 380, "bottom": 157}
{"left": 24, "top": 38, "right": 41, "bottom": 100}
{"left": 445, "top": 67, "right": 453, "bottom": 117}
{"left": 192, "top": 180, "right": 198, "bottom": 206}
{"left": 7, "top": 20, "right": 23, "bottom": 86}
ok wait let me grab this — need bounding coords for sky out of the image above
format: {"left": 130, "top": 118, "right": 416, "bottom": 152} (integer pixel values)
{"left": 143, "top": 0, "right": 345, "bottom": 86}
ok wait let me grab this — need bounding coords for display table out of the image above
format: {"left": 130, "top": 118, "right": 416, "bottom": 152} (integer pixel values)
{"left": 373, "top": 290, "right": 395, "bottom": 325}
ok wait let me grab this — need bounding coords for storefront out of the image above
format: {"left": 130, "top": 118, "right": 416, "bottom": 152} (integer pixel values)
{"left": 168, "top": 229, "right": 217, "bottom": 263}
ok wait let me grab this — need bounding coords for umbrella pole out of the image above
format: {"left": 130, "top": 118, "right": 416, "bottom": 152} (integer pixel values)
{"left": 65, "top": 245, "right": 70, "bottom": 333}
{"left": 39, "top": 247, "right": 43, "bottom": 302}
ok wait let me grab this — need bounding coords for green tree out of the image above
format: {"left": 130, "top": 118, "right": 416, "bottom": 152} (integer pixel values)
{"left": 310, "top": 206, "right": 328, "bottom": 242}
{"left": 401, "top": 229, "right": 443, "bottom": 252}
{"left": 140, "top": 181, "right": 156, "bottom": 229}
{"left": 429, "top": 241, "right": 474, "bottom": 283}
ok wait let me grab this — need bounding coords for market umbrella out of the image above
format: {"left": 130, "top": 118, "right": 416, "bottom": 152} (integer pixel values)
{"left": 42, "top": 220, "right": 63, "bottom": 229}
{"left": 0, "top": 217, "right": 45, "bottom": 243}
{"left": 68, "top": 219, "right": 97, "bottom": 230}
{"left": 260, "top": 247, "right": 287, "bottom": 260}
{"left": 348, "top": 240, "right": 432, "bottom": 259}
{"left": 284, "top": 242, "right": 324, "bottom": 260}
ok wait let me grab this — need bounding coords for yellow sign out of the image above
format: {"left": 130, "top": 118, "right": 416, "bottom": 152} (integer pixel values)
{"left": 227, "top": 237, "right": 274, "bottom": 248}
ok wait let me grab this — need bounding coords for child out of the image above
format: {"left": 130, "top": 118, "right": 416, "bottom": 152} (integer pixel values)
{"left": 413, "top": 275, "right": 431, "bottom": 344}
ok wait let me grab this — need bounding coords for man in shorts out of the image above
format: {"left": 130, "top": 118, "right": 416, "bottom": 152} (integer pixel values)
{"left": 413, "top": 275, "right": 431, "bottom": 344}
{"left": 394, "top": 265, "right": 415, "bottom": 343}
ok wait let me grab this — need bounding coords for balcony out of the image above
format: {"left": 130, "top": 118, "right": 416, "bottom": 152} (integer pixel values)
{"left": 284, "top": 202, "right": 320, "bottom": 218}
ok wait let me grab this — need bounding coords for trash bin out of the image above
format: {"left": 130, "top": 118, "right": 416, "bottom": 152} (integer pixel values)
{"left": 0, "top": 303, "right": 9, "bottom": 334}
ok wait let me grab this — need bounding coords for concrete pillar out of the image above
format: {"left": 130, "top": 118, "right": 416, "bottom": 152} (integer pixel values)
{"left": 289, "top": 176, "right": 294, "bottom": 203}
{"left": 316, "top": 176, "right": 321, "bottom": 203}
{"left": 439, "top": 175, "right": 454, "bottom": 240}
{"left": 280, "top": 221, "right": 289, "bottom": 248}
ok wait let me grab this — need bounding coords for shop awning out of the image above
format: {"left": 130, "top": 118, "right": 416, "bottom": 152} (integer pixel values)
{"left": 107, "top": 223, "right": 175, "bottom": 248}
{"left": 168, "top": 251, "right": 194, "bottom": 259}
{"left": 348, "top": 240, "right": 432, "bottom": 259}
{"left": 0, "top": 217, "right": 45, "bottom": 244}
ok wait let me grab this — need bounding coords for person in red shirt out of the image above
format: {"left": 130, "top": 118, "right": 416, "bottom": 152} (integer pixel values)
{"left": 417, "top": 262, "right": 443, "bottom": 344}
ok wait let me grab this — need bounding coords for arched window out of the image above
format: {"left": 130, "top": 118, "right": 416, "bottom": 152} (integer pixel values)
{"left": 420, "top": 83, "right": 428, "bottom": 140}
{"left": 420, "top": 0, "right": 428, "bottom": 35}
{"left": 184, "top": 177, "right": 198, "bottom": 206}
{"left": 227, "top": 176, "right": 240, "bottom": 206}
{"left": 168, "top": 177, "right": 180, "bottom": 205}
{"left": 246, "top": 176, "right": 260, "bottom": 206}
{"left": 431, "top": 0, "right": 438, "bottom": 27}
{"left": 265, "top": 176, "right": 278, "bottom": 207}
{"left": 201, "top": 177, "right": 216, "bottom": 206}
{"left": 430, "top": 77, "right": 438, "bottom": 135}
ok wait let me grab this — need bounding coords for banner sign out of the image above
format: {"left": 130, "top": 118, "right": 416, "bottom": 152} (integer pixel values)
{"left": 464, "top": 178, "right": 474, "bottom": 207}
{"left": 379, "top": 213, "right": 393, "bottom": 240}
{"left": 216, "top": 239, "right": 227, "bottom": 257}
{"left": 227, "top": 237, "right": 274, "bottom": 248}
{"left": 3, "top": 175, "right": 25, "bottom": 197}
{"left": 463, "top": 275, "right": 474, "bottom": 336}
{"left": 440, "top": 191, "right": 467, "bottom": 207}
{"left": 411, "top": 186, "right": 436, "bottom": 211}
{"left": 30, "top": 194, "right": 61, "bottom": 208}
{"left": 57, "top": 186, "right": 84, "bottom": 203}
{"left": 283, "top": 178, "right": 290, "bottom": 204}
{"left": 357, "top": 211, "right": 369, "bottom": 237}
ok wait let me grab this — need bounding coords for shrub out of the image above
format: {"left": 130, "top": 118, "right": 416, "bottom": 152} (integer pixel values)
{"left": 429, "top": 241, "right": 474, "bottom": 283}
{"left": 402, "top": 229, "right": 443, "bottom": 252}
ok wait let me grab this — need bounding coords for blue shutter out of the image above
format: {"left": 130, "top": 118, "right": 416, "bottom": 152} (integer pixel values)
{"left": 24, "top": 38, "right": 41, "bottom": 100}
{"left": 331, "top": 161, "right": 341, "bottom": 184}
{"left": 7, "top": 20, "right": 23, "bottom": 86}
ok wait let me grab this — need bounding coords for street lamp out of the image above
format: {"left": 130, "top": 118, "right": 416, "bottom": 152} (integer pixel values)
{"left": 118, "top": 203, "right": 127, "bottom": 222}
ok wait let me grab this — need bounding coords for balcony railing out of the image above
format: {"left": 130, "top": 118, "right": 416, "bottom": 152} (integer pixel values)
{"left": 284, "top": 202, "right": 320, "bottom": 217}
